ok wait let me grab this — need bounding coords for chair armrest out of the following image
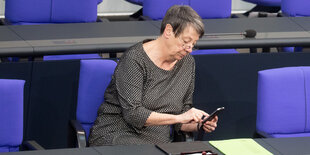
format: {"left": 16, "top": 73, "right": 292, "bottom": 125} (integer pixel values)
{"left": 22, "top": 140, "right": 45, "bottom": 150}
{"left": 68, "top": 120, "right": 87, "bottom": 148}
{"left": 256, "top": 130, "right": 273, "bottom": 138}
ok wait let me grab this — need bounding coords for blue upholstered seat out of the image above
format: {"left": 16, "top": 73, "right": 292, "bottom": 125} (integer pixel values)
{"left": 257, "top": 67, "right": 310, "bottom": 138}
{"left": 0, "top": 79, "right": 25, "bottom": 152}
{"left": 5, "top": 0, "right": 100, "bottom": 25}
{"left": 191, "top": 0, "right": 232, "bottom": 19}
{"left": 243, "top": 0, "right": 281, "bottom": 7}
{"left": 280, "top": 0, "right": 309, "bottom": 52}
{"left": 76, "top": 59, "right": 117, "bottom": 141}
{"left": 126, "top": 0, "right": 144, "bottom": 5}
{"left": 143, "top": 0, "right": 189, "bottom": 20}
{"left": 282, "top": 0, "right": 310, "bottom": 17}
{"left": 5, "top": 0, "right": 102, "bottom": 60}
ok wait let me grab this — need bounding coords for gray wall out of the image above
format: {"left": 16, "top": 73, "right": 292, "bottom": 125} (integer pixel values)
{"left": 0, "top": 0, "right": 255, "bottom": 18}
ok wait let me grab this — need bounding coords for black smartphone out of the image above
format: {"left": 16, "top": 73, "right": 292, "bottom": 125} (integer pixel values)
{"left": 197, "top": 107, "right": 224, "bottom": 140}
{"left": 201, "top": 107, "right": 225, "bottom": 124}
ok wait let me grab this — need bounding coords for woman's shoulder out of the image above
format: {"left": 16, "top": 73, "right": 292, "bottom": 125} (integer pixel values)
{"left": 182, "top": 54, "right": 195, "bottom": 65}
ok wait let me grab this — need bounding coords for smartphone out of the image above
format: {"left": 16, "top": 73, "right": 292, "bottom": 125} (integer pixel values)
{"left": 197, "top": 107, "right": 225, "bottom": 140}
{"left": 201, "top": 107, "right": 225, "bottom": 124}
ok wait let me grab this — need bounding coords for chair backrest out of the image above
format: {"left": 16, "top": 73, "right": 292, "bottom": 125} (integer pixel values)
{"left": 281, "top": 0, "right": 310, "bottom": 17}
{"left": 5, "top": 0, "right": 100, "bottom": 25}
{"left": 257, "top": 67, "right": 310, "bottom": 138}
{"left": 0, "top": 79, "right": 25, "bottom": 152}
{"left": 190, "top": 0, "right": 232, "bottom": 19}
{"left": 143, "top": 0, "right": 189, "bottom": 20}
{"left": 43, "top": 54, "right": 102, "bottom": 61}
{"left": 242, "top": 0, "right": 281, "bottom": 7}
{"left": 76, "top": 59, "right": 117, "bottom": 139}
{"left": 143, "top": 0, "right": 232, "bottom": 20}
{"left": 126, "top": 0, "right": 144, "bottom": 5}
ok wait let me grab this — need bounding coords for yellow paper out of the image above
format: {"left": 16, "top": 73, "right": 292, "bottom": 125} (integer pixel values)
{"left": 209, "top": 138, "right": 273, "bottom": 155}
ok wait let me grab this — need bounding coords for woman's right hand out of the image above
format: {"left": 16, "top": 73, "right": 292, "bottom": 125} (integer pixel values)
{"left": 177, "top": 108, "right": 208, "bottom": 124}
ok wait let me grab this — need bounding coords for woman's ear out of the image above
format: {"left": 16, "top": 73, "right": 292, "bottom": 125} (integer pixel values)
{"left": 163, "top": 24, "right": 173, "bottom": 39}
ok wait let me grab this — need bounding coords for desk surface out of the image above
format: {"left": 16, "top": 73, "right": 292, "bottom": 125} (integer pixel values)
{"left": 2, "top": 137, "right": 310, "bottom": 155}
{"left": 2, "top": 17, "right": 310, "bottom": 56}
{"left": 0, "top": 27, "right": 33, "bottom": 56}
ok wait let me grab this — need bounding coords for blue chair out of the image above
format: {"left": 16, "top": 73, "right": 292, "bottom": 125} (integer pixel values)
{"left": 143, "top": 0, "right": 189, "bottom": 20}
{"left": 68, "top": 59, "right": 117, "bottom": 147}
{"left": 126, "top": 0, "right": 144, "bottom": 5}
{"left": 242, "top": 0, "right": 281, "bottom": 16}
{"left": 142, "top": 0, "right": 238, "bottom": 55}
{"left": 191, "top": 0, "right": 232, "bottom": 19}
{"left": 280, "top": 0, "right": 310, "bottom": 52}
{"left": 5, "top": 0, "right": 102, "bottom": 60}
{"left": 282, "top": 0, "right": 310, "bottom": 17}
{"left": 256, "top": 67, "right": 310, "bottom": 138}
{"left": 5, "top": 0, "right": 100, "bottom": 25}
{"left": 0, "top": 79, "right": 25, "bottom": 152}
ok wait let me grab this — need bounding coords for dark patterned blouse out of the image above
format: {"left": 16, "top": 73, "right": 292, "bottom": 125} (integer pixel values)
{"left": 88, "top": 40, "right": 195, "bottom": 146}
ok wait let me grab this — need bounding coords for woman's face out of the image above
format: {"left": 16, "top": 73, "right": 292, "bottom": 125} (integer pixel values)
{"left": 169, "top": 25, "right": 200, "bottom": 61}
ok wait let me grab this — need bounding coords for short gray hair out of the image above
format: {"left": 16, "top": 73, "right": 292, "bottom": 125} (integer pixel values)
{"left": 160, "top": 5, "right": 204, "bottom": 38}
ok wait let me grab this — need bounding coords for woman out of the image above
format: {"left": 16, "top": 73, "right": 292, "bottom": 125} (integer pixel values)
{"left": 89, "top": 5, "right": 218, "bottom": 146}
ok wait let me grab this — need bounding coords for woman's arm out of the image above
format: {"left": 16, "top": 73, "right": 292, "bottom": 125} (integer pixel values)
{"left": 145, "top": 108, "right": 207, "bottom": 126}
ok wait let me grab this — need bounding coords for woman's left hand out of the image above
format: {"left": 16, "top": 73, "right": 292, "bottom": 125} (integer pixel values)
{"left": 202, "top": 116, "right": 218, "bottom": 133}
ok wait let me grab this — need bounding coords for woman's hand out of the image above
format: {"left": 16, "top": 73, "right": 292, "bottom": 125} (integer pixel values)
{"left": 201, "top": 116, "right": 218, "bottom": 133}
{"left": 177, "top": 108, "right": 208, "bottom": 124}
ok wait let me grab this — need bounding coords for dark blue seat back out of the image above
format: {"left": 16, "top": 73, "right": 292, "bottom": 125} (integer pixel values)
{"left": 281, "top": 0, "right": 308, "bottom": 52}
{"left": 282, "top": 0, "right": 310, "bottom": 17}
{"left": 143, "top": 0, "right": 232, "bottom": 20}
{"left": 191, "top": 0, "right": 232, "bottom": 19}
{"left": 126, "top": 0, "right": 144, "bottom": 5}
{"left": 242, "top": 0, "right": 281, "bottom": 7}
{"left": 257, "top": 67, "right": 310, "bottom": 138}
{"left": 5, "top": 0, "right": 100, "bottom": 25}
{"left": 5, "top": 0, "right": 102, "bottom": 60}
{"left": 76, "top": 59, "right": 117, "bottom": 139}
{"left": 143, "top": 0, "right": 189, "bottom": 20}
{"left": 0, "top": 79, "right": 25, "bottom": 152}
